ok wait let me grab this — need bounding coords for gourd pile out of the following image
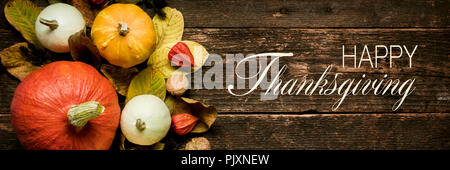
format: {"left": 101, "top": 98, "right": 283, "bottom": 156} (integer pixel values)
{"left": 0, "top": 0, "right": 217, "bottom": 150}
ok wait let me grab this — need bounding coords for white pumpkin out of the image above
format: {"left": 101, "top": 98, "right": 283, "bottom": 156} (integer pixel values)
{"left": 120, "top": 95, "right": 171, "bottom": 146}
{"left": 35, "top": 3, "right": 85, "bottom": 53}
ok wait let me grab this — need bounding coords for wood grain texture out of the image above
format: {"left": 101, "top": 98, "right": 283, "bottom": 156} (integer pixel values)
{"left": 1, "top": 28, "right": 449, "bottom": 113}
{"left": 2, "top": 0, "right": 450, "bottom": 28}
{"left": 0, "top": 0, "right": 448, "bottom": 150}
{"left": 181, "top": 28, "right": 450, "bottom": 113}
{"left": 1, "top": 114, "right": 449, "bottom": 150}
{"left": 169, "top": 0, "right": 450, "bottom": 28}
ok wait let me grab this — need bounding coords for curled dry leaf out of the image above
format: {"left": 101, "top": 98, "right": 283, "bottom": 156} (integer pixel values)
{"left": 126, "top": 68, "right": 166, "bottom": 103}
{"left": 69, "top": 29, "right": 102, "bottom": 68}
{"left": 164, "top": 94, "right": 177, "bottom": 114}
{"left": 0, "top": 43, "right": 49, "bottom": 81}
{"left": 100, "top": 64, "right": 139, "bottom": 96}
{"left": 4, "top": 0, "right": 42, "bottom": 47}
{"left": 119, "top": 133, "right": 165, "bottom": 150}
{"left": 185, "top": 137, "right": 211, "bottom": 150}
{"left": 181, "top": 98, "right": 218, "bottom": 133}
{"left": 71, "top": 0, "right": 103, "bottom": 27}
{"left": 168, "top": 97, "right": 218, "bottom": 134}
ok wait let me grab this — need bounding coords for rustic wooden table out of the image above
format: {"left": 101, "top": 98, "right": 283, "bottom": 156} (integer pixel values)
{"left": 0, "top": 0, "right": 449, "bottom": 150}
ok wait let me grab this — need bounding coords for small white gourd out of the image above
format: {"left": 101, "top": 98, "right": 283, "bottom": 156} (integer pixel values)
{"left": 35, "top": 3, "right": 85, "bottom": 53}
{"left": 120, "top": 95, "right": 171, "bottom": 146}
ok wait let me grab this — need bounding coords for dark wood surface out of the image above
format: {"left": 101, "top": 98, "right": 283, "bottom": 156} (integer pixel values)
{"left": 1, "top": 114, "right": 449, "bottom": 150}
{"left": 0, "top": 0, "right": 449, "bottom": 150}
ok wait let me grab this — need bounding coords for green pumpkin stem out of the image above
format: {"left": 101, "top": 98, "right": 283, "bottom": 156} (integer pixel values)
{"left": 67, "top": 101, "right": 105, "bottom": 129}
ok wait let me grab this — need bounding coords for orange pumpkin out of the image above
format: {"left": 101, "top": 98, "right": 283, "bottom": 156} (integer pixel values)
{"left": 91, "top": 4, "right": 156, "bottom": 68}
{"left": 10, "top": 61, "right": 120, "bottom": 150}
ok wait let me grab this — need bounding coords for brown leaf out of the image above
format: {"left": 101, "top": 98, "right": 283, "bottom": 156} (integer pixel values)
{"left": 164, "top": 94, "right": 177, "bottom": 114}
{"left": 119, "top": 133, "right": 165, "bottom": 150}
{"left": 100, "top": 64, "right": 139, "bottom": 96}
{"left": 170, "top": 97, "right": 218, "bottom": 134}
{"left": 184, "top": 137, "right": 211, "bottom": 150}
{"left": 68, "top": 29, "right": 102, "bottom": 68}
{"left": 0, "top": 43, "right": 47, "bottom": 81}
{"left": 71, "top": 0, "right": 103, "bottom": 27}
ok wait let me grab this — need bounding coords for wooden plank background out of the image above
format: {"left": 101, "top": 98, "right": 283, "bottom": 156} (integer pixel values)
{"left": 0, "top": 0, "right": 448, "bottom": 149}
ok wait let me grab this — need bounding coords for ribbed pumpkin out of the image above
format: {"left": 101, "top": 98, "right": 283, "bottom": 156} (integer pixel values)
{"left": 91, "top": 4, "right": 157, "bottom": 68}
{"left": 10, "top": 61, "right": 120, "bottom": 150}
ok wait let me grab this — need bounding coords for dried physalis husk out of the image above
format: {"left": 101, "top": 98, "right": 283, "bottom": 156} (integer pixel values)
{"left": 166, "top": 74, "right": 189, "bottom": 96}
{"left": 171, "top": 113, "right": 198, "bottom": 135}
{"left": 185, "top": 137, "right": 211, "bottom": 150}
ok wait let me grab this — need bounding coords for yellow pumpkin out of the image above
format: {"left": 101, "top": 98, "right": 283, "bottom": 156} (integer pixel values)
{"left": 91, "top": 4, "right": 156, "bottom": 68}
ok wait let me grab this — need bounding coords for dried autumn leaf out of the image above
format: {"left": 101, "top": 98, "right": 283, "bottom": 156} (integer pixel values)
{"left": 72, "top": 0, "right": 103, "bottom": 27}
{"left": 126, "top": 68, "right": 166, "bottom": 103}
{"left": 69, "top": 29, "right": 102, "bottom": 68}
{"left": 119, "top": 133, "right": 165, "bottom": 150}
{"left": 181, "top": 98, "right": 218, "bottom": 133}
{"left": 164, "top": 94, "right": 177, "bottom": 114}
{"left": 116, "top": 0, "right": 142, "bottom": 4}
{"left": 0, "top": 43, "right": 48, "bottom": 81}
{"left": 169, "top": 97, "right": 218, "bottom": 134}
{"left": 184, "top": 137, "right": 211, "bottom": 150}
{"left": 100, "top": 64, "right": 139, "bottom": 96}
{"left": 148, "top": 41, "right": 209, "bottom": 78}
{"left": 4, "top": 0, "right": 42, "bottom": 46}
{"left": 153, "top": 7, "right": 184, "bottom": 49}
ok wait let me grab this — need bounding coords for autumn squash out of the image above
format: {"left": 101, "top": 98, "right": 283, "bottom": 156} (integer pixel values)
{"left": 10, "top": 61, "right": 120, "bottom": 150}
{"left": 91, "top": 4, "right": 157, "bottom": 68}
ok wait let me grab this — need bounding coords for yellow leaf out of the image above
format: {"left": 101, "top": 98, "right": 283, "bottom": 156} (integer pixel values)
{"left": 4, "top": 0, "right": 42, "bottom": 46}
{"left": 153, "top": 7, "right": 184, "bottom": 49}
{"left": 148, "top": 41, "right": 209, "bottom": 78}
{"left": 126, "top": 68, "right": 166, "bottom": 103}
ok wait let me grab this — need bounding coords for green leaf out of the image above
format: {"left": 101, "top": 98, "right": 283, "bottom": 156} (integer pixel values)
{"left": 126, "top": 68, "right": 166, "bottom": 103}
{"left": 153, "top": 7, "right": 184, "bottom": 50}
{"left": 0, "top": 43, "right": 46, "bottom": 81}
{"left": 4, "top": 0, "right": 42, "bottom": 46}
{"left": 148, "top": 41, "right": 209, "bottom": 78}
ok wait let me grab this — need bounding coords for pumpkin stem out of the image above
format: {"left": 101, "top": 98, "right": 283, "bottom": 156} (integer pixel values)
{"left": 118, "top": 22, "right": 130, "bottom": 36}
{"left": 136, "top": 118, "right": 146, "bottom": 131}
{"left": 39, "top": 18, "right": 59, "bottom": 30}
{"left": 67, "top": 101, "right": 105, "bottom": 129}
